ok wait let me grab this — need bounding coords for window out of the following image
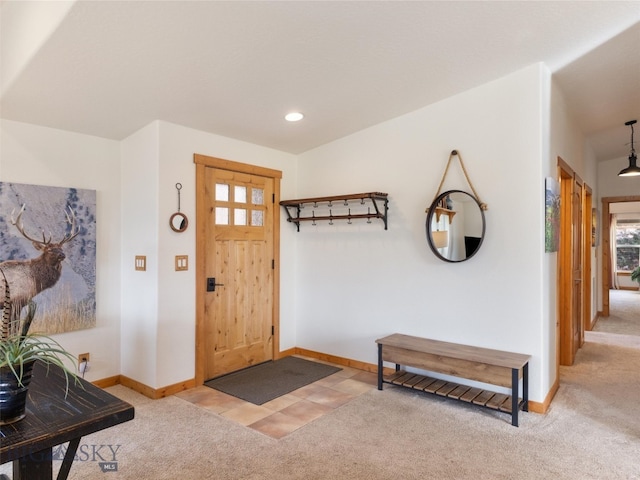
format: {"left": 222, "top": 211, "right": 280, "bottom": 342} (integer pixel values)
{"left": 616, "top": 219, "right": 640, "bottom": 271}
{"left": 214, "top": 182, "right": 265, "bottom": 227}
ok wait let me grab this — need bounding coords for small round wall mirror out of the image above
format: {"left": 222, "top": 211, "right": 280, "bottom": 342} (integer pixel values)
{"left": 170, "top": 212, "right": 188, "bottom": 232}
{"left": 170, "top": 182, "right": 188, "bottom": 232}
{"left": 426, "top": 189, "right": 485, "bottom": 262}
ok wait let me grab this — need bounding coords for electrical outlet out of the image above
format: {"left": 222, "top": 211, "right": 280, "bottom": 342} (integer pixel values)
{"left": 78, "top": 352, "right": 90, "bottom": 364}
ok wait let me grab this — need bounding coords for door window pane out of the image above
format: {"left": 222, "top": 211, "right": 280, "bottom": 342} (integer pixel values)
{"left": 235, "top": 208, "right": 247, "bottom": 225}
{"left": 252, "top": 188, "right": 264, "bottom": 205}
{"left": 251, "top": 210, "right": 264, "bottom": 227}
{"left": 216, "top": 183, "right": 229, "bottom": 202}
{"left": 215, "top": 207, "right": 229, "bottom": 225}
{"left": 235, "top": 186, "right": 247, "bottom": 204}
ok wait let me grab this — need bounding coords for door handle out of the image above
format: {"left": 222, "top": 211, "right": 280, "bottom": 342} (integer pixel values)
{"left": 207, "top": 277, "right": 225, "bottom": 292}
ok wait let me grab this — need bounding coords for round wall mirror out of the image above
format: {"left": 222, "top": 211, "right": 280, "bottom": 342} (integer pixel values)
{"left": 426, "top": 190, "right": 485, "bottom": 262}
{"left": 170, "top": 212, "right": 189, "bottom": 232}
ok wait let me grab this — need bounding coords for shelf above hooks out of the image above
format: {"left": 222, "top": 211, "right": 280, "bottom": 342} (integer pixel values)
{"left": 280, "top": 192, "right": 389, "bottom": 232}
{"left": 434, "top": 206, "right": 456, "bottom": 223}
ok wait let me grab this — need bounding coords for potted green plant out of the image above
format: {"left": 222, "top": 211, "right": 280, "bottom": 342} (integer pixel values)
{"left": 0, "top": 267, "right": 79, "bottom": 424}
{"left": 631, "top": 266, "right": 640, "bottom": 286}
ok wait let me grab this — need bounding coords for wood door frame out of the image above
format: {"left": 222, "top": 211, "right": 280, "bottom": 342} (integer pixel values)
{"left": 601, "top": 195, "right": 640, "bottom": 317}
{"left": 583, "top": 184, "right": 593, "bottom": 339}
{"left": 193, "top": 154, "right": 282, "bottom": 385}
{"left": 558, "top": 158, "right": 573, "bottom": 366}
{"left": 573, "top": 172, "right": 584, "bottom": 353}
{"left": 557, "top": 157, "right": 591, "bottom": 366}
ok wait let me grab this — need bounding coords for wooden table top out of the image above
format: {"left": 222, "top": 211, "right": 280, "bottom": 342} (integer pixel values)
{"left": 0, "top": 361, "right": 134, "bottom": 464}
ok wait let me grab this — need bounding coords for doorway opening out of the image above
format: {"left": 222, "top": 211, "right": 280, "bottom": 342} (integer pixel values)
{"left": 600, "top": 196, "right": 640, "bottom": 319}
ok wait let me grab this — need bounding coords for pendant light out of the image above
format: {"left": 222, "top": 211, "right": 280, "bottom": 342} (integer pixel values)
{"left": 618, "top": 120, "right": 640, "bottom": 177}
{"left": 432, "top": 230, "right": 448, "bottom": 249}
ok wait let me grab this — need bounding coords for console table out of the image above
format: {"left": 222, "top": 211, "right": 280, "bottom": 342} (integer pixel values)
{"left": 376, "top": 333, "right": 530, "bottom": 426}
{"left": 0, "top": 361, "right": 134, "bottom": 480}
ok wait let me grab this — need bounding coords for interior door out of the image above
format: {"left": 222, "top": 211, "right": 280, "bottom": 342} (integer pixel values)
{"left": 197, "top": 160, "right": 278, "bottom": 380}
{"left": 558, "top": 158, "right": 584, "bottom": 367}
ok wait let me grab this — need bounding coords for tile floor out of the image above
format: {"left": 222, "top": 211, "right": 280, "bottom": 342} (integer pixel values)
{"left": 175, "top": 357, "right": 378, "bottom": 439}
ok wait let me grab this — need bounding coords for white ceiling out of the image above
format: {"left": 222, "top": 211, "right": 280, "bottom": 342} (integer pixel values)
{"left": 1, "top": 1, "right": 639, "bottom": 158}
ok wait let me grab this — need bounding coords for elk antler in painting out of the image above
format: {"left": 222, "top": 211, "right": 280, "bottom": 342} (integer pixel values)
{"left": 10, "top": 204, "right": 79, "bottom": 246}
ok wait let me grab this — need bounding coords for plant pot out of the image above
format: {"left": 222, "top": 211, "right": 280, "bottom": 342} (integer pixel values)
{"left": 0, "top": 360, "right": 35, "bottom": 425}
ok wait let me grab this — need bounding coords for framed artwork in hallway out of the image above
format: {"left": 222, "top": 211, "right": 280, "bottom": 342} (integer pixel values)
{"left": 545, "top": 177, "right": 560, "bottom": 253}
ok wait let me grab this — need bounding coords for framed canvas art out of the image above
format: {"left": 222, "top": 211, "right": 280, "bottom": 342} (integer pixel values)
{"left": 0, "top": 182, "right": 96, "bottom": 334}
{"left": 545, "top": 177, "right": 560, "bottom": 253}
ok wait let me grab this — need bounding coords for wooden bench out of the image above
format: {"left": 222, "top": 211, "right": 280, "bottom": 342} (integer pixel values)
{"left": 376, "top": 333, "right": 530, "bottom": 426}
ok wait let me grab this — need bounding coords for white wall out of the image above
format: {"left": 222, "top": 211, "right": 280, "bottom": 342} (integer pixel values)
{"left": 155, "top": 121, "right": 299, "bottom": 388}
{"left": 296, "top": 64, "right": 549, "bottom": 402}
{"left": 2, "top": 64, "right": 567, "bottom": 403}
{"left": 0, "top": 119, "right": 122, "bottom": 380}
{"left": 120, "top": 122, "right": 160, "bottom": 387}
{"left": 0, "top": 118, "right": 298, "bottom": 390}
{"left": 548, "top": 75, "right": 599, "bottom": 390}
{"left": 598, "top": 156, "right": 640, "bottom": 197}
{"left": 120, "top": 120, "right": 298, "bottom": 388}
{"left": 598, "top": 157, "right": 640, "bottom": 295}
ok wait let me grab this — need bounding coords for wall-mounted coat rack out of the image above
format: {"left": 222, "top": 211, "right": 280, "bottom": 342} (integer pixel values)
{"left": 280, "top": 192, "right": 389, "bottom": 232}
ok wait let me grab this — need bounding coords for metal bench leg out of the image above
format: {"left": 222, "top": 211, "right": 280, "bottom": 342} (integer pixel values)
{"left": 377, "top": 343, "right": 383, "bottom": 390}
{"left": 511, "top": 367, "right": 519, "bottom": 427}
{"left": 523, "top": 362, "right": 529, "bottom": 412}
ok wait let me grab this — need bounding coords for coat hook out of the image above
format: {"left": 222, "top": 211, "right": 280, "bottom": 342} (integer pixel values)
{"left": 361, "top": 198, "right": 366, "bottom": 205}
{"left": 328, "top": 201, "right": 333, "bottom": 207}
{"left": 313, "top": 202, "right": 318, "bottom": 208}
{"left": 329, "top": 209, "right": 333, "bottom": 225}
{"left": 347, "top": 208, "right": 352, "bottom": 224}
{"left": 312, "top": 211, "right": 316, "bottom": 226}
{"left": 344, "top": 199, "right": 349, "bottom": 206}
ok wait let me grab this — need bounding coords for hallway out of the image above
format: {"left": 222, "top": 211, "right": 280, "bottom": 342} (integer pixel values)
{"left": 587, "top": 289, "right": 640, "bottom": 349}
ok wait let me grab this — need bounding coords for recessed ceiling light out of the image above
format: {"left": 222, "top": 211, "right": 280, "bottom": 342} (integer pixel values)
{"left": 285, "top": 112, "right": 304, "bottom": 122}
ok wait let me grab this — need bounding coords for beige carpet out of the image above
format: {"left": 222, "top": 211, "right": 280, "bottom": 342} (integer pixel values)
{"left": 595, "top": 289, "right": 640, "bottom": 336}
{"left": 3, "top": 340, "right": 636, "bottom": 479}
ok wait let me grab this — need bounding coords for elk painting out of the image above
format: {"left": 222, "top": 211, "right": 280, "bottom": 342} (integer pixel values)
{"left": 0, "top": 182, "right": 96, "bottom": 334}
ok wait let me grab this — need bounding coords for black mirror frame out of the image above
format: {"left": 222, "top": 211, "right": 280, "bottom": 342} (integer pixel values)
{"left": 426, "top": 189, "right": 486, "bottom": 263}
{"left": 170, "top": 212, "right": 189, "bottom": 232}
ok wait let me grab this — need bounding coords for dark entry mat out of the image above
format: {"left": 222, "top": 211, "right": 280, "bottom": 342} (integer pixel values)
{"left": 204, "top": 356, "right": 342, "bottom": 405}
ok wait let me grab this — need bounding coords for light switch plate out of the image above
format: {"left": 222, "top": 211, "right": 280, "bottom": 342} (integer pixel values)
{"left": 135, "top": 255, "right": 146, "bottom": 271}
{"left": 175, "top": 255, "right": 188, "bottom": 271}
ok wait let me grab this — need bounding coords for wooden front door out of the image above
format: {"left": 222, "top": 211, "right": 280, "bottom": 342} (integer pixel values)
{"left": 195, "top": 155, "right": 281, "bottom": 382}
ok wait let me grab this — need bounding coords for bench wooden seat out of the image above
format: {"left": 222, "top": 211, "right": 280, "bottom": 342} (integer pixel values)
{"left": 376, "top": 333, "right": 530, "bottom": 426}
